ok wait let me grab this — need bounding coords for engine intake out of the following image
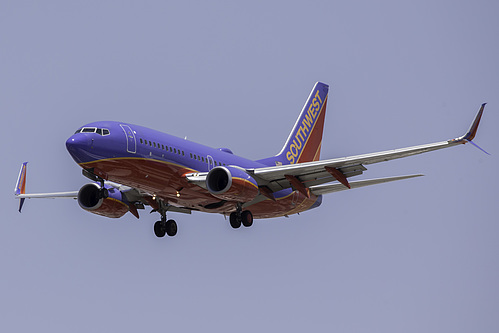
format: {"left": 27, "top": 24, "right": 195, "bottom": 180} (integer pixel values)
{"left": 206, "top": 166, "right": 259, "bottom": 202}
{"left": 78, "top": 183, "right": 129, "bottom": 218}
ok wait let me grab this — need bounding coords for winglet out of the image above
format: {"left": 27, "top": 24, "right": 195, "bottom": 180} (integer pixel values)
{"left": 15, "top": 162, "right": 28, "bottom": 212}
{"left": 463, "top": 103, "right": 486, "bottom": 142}
{"left": 460, "top": 103, "right": 490, "bottom": 155}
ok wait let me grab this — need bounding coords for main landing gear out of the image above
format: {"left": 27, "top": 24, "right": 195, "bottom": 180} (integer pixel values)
{"left": 153, "top": 201, "right": 177, "bottom": 238}
{"left": 229, "top": 204, "right": 253, "bottom": 229}
{"left": 154, "top": 218, "right": 177, "bottom": 238}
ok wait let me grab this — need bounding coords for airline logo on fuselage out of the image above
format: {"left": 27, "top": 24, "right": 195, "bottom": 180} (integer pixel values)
{"left": 286, "top": 90, "right": 323, "bottom": 164}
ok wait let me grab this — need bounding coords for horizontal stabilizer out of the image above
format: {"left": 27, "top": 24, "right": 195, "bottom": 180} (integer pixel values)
{"left": 17, "top": 192, "right": 78, "bottom": 199}
{"left": 309, "top": 174, "right": 423, "bottom": 196}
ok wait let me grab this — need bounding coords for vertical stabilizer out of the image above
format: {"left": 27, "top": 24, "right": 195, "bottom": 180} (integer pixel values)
{"left": 274, "top": 82, "right": 329, "bottom": 165}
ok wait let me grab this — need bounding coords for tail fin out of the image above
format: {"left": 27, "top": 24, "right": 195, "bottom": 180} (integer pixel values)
{"left": 15, "top": 162, "right": 28, "bottom": 212}
{"left": 277, "top": 82, "right": 329, "bottom": 164}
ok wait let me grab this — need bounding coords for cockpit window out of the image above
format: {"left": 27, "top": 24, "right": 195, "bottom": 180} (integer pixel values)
{"left": 74, "top": 127, "right": 110, "bottom": 136}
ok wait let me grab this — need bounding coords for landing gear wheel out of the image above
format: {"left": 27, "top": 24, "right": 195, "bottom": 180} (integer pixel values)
{"left": 165, "top": 219, "right": 177, "bottom": 237}
{"left": 241, "top": 210, "right": 253, "bottom": 227}
{"left": 154, "top": 221, "right": 166, "bottom": 238}
{"left": 100, "top": 188, "right": 109, "bottom": 199}
{"left": 229, "top": 212, "right": 241, "bottom": 229}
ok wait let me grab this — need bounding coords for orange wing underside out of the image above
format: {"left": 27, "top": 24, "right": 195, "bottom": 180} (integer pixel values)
{"left": 80, "top": 158, "right": 318, "bottom": 219}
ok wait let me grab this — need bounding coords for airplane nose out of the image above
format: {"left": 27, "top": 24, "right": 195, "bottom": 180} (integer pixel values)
{"left": 66, "top": 134, "right": 91, "bottom": 152}
{"left": 66, "top": 134, "right": 93, "bottom": 163}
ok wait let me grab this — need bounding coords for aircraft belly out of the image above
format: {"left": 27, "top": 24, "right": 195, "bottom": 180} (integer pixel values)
{"left": 79, "top": 157, "right": 319, "bottom": 219}
{"left": 79, "top": 158, "right": 220, "bottom": 207}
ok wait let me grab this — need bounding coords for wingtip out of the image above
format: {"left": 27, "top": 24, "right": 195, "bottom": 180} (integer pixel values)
{"left": 18, "top": 198, "right": 26, "bottom": 213}
{"left": 463, "top": 103, "right": 486, "bottom": 142}
{"left": 15, "top": 162, "right": 28, "bottom": 196}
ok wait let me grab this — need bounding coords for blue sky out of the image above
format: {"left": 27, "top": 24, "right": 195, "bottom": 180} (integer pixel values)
{"left": 1, "top": 1, "right": 498, "bottom": 332}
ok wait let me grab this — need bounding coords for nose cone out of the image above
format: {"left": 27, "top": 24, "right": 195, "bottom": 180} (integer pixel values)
{"left": 66, "top": 134, "right": 92, "bottom": 163}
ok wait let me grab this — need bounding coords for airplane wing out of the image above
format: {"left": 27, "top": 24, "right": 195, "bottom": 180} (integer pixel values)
{"left": 16, "top": 192, "right": 79, "bottom": 199}
{"left": 14, "top": 162, "right": 79, "bottom": 212}
{"left": 14, "top": 162, "right": 192, "bottom": 216}
{"left": 309, "top": 174, "right": 423, "bottom": 195}
{"left": 246, "top": 103, "right": 487, "bottom": 194}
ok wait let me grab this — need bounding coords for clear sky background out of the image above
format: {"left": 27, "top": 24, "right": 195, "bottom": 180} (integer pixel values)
{"left": 1, "top": 1, "right": 498, "bottom": 332}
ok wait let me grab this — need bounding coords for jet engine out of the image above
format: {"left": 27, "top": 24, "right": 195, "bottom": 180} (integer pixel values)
{"left": 77, "top": 183, "right": 129, "bottom": 218}
{"left": 206, "top": 166, "right": 259, "bottom": 202}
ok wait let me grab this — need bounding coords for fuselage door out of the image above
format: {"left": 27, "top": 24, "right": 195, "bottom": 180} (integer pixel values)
{"left": 207, "top": 155, "right": 215, "bottom": 170}
{"left": 120, "top": 124, "right": 136, "bottom": 154}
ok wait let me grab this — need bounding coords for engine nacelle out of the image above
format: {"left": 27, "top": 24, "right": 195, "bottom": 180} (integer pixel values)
{"left": 206, "top": 166, "right": 259, "bottom": 202}
{"left": 78, "top": 183, "right": 129, "bottom": 218}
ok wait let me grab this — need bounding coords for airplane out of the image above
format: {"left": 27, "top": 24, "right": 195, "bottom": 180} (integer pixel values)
{"left": 14, "top": 82, "right": 487, "bottom": 238}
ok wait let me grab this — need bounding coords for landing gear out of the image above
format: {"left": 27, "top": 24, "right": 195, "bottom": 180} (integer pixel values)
{"left": 153, "top": 219, "right": 177, "bottom": 238}
{"left": 100, "top": 188, "right": 109, "bottom": 199}
{"left": 229, "top": 212, "right": 241, "bottom": 229}
{"left": 229, "top": 205, "right": 253, "bottom": 229}
{"left": 165, "top": 219, "right": 177, "bottom": 237}
{"left": 82, "top": 168, "right": 108, "bottom": 199}
{"left": 241, "top": 210, "right": 253, "bottom": 227}
{"left": 154, "top": 220, "right": 166, "bottom": 238}
{"left": 153, "top": 200, "right": 178, "bottom": 238}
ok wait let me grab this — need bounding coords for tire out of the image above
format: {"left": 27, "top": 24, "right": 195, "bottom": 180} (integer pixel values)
{"left": 241, "top": 210, "right": 253, "bottom": 227}
{"left": 100, "top": 188, "right": 109, "bottom": 199}
{"left": 154, "top": 221, "right": 166, "bottom": 238}
{"left": 229, "top": 212, "right": 241, "bottom": 229}
{"left": 165, "top": 219, "right": 178, "bottom": 237}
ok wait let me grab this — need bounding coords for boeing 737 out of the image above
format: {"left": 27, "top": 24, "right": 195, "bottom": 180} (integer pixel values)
{"left": 15, "top": 82, "right": 487, "bottom": 238}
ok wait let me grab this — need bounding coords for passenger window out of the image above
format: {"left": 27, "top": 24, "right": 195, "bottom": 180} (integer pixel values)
{"left": 190, "top": 153, "right": 193, "bottom": 158}
{"left": 153, "top": 142, "right": 156, "bottom": 148}
{"left": 149, "top": 141, "right": 152, "bottom": 146}
{"left": 202, "top": 157, "right": 205, "bottom": 162}
{"left": 182, "top": 151, "right": 184, "bottom": 156}
{"left": 162, "top": 144, "right": 165, "bottom": 150}
{"left": 170, "top": 147, "right": 173, "bottom": 152}
{"left": 174, "top": 148, "right": 177, "bottom": 154}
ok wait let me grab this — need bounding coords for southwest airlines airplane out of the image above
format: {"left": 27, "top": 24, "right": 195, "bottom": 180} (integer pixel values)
{"left": 15, "top": 82, "right": 486, "bottom": 238}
